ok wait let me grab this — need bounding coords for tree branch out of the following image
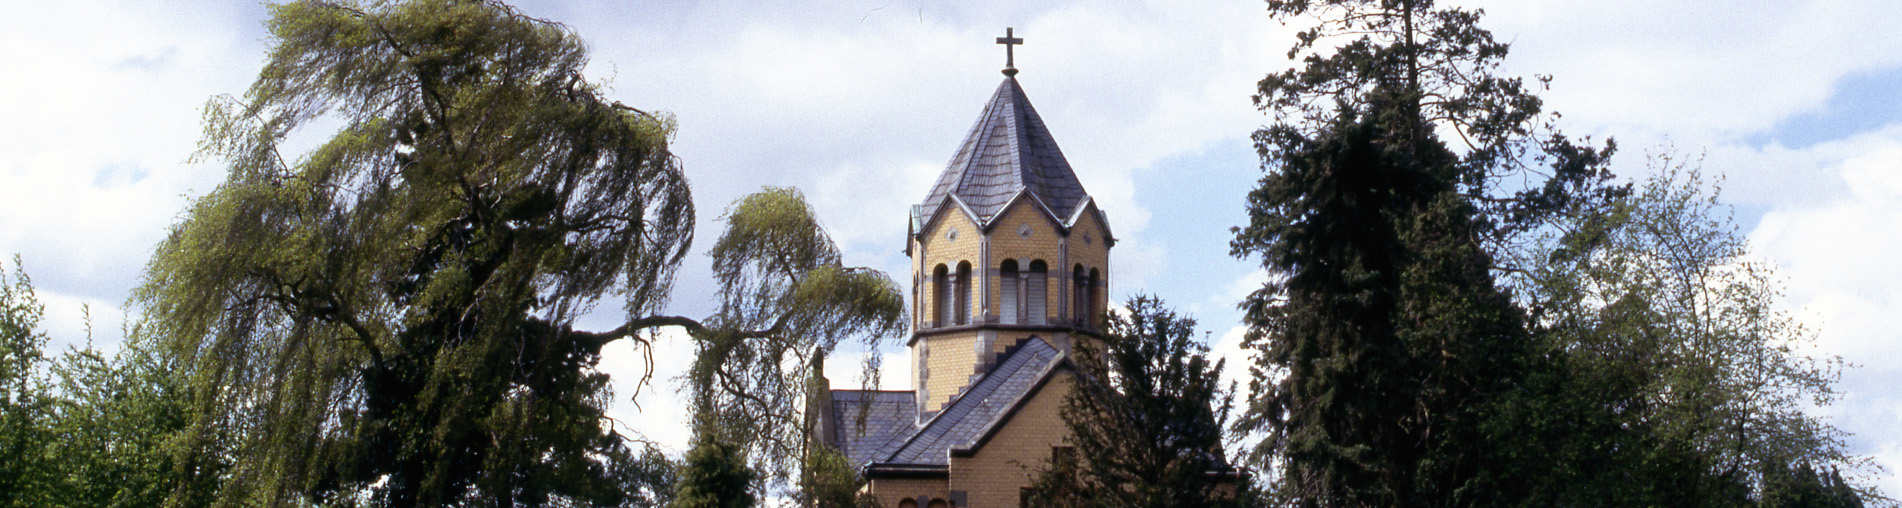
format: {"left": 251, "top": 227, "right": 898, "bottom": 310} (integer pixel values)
{"left": 576, "top": 304, "right": 801, "bottom": 349}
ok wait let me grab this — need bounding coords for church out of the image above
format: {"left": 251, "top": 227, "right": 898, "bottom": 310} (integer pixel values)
{"left": 812, "top": 30, "right": 1114, "bottom": 508}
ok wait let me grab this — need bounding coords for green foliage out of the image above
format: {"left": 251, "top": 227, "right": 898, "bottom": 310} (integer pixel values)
{"left": 1240, "top": 2, "right": 1878, "bottom": 502}
{"left": 146, "top": 2, "right": 904, "bottom": 505}
{"left": 672, "top": 432, "right": 756, "bottom": 508}
{"left": 1235, "top": 1, "right": 1618, "bottom": 505}
{"left": 0, "top": 257, "right": 54, "bottom": 508}
{"left": 1510, "top": 156, "right": 1879, "bottom": 505}
{"left": 1762, "top": 461, "right": 1865, "bottom": 508}
{"left": 42, "top": 326, "right": 223, "bottom": 508}
{"left": 618, "top": 443, "right": 683, "bottom": 508}
{"left": 795, "top": 445, "right": 876, "bottom": 508}
{"left": 1252, "top": 0, "right": 1620, "bottom": 249}
{"left": 685, "top": 187, "right": 907, "bottom": 489}
{"left": 1031, "top": 296, "right": 1251, "bottom": 508}
{"left": 0, "top": 260, "right": 219, "bottom": 508}
{"left": 1236, "top": 107, "right": 1532, "bottom": 507}
{"left": 142, "top": 1, "right": 693, "bottom": 506}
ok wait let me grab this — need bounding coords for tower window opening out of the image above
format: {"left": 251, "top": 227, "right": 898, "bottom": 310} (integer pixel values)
{"left": 956, "top": 261, "right": 973, "bottom": 326}
{"left": 1088, "top": 267, "right": 1102, "bottom": 329}
{"left": 1000, "top": 259, "right": 1021, "bottom": 325}
{"left": 933, "top": 264, "right": 950, "bottom": 328}
{"left": 1073, "top": 264, "right": 1087, "bottom": 327}
{"left": 1027, "top": 260, "right": 1048, "bottom": 325}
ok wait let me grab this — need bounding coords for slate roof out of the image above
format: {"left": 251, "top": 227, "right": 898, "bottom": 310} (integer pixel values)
{"left": 876, "top": 337, "right": 1064, "bottom": 466}
{"left": 826, "top": 390, "right": 919, "bottom": 468}
{"left": 919, "top": 77, "right": 1090, "bottom": 228}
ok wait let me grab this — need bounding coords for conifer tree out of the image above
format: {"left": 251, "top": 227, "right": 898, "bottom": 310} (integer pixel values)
{"left": 1232, "top": 1, "right": 1615, "bottom": 505}
{"left": 1030, "top": 296, "right": 1249, "bottom": 508}
{"left": 673, "top": 430, "right": 756, "bottom": 508}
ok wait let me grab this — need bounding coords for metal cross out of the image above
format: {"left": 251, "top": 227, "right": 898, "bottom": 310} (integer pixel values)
{"left": 996, "top": 27, "right": 1023, "bottom": 75}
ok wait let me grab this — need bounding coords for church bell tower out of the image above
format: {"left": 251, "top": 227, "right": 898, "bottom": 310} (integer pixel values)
{"left": 905, "top": 35, "right": 1114, "bottom": 420}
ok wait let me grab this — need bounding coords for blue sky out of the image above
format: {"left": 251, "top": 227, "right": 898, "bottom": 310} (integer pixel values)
{"left": 4, "top": 0, "right": 1902, "bottom": 496}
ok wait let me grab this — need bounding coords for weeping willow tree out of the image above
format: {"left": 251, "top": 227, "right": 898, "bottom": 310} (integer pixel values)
{"left": 680, "top": 188, "right": 906, "bottom": 497}
{"left": 137, "top": 1, "right": 901, "bottom": 507}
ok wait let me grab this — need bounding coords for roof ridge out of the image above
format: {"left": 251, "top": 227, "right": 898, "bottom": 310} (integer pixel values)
{"left": 872, "top": 337, "right": 1062, "bottom": 466}
{"left": 951, "top": 353, "right": 1075, "bottom": 458}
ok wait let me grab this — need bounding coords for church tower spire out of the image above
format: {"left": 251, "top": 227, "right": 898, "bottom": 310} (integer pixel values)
{"left": 905, "top": 34, "right": 1113, "bottom": 420}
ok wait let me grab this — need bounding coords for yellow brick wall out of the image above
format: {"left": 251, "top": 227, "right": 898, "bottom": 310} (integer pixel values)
{"left": 1066, "top": 205, "right": 1111, "bottom": 272}
{"left": 984, "top": 200, "right": 1065, "bottom": 324}
{"left": 900, "top": 201, "right": 1111, "bottom": 507}
{"left": 1064, "top": 207, "right": 1111, "bottom": 324}
{"left": 920, "top": 330, "right": 978, "bottom": 411}
{"left": 915, "top": 199, "right": 1114, "bottom": 333}
{"left": 988, "top": 331, "right": 1069, "bottom": 359}
{"left": 947, "top": 372, "right": 1075, "bottom": 508}
{"left": 916, "top": 206, "right": 982, "bottom": 329}
{"left": 866, "top": 477, "right": 950, "bottom": 508}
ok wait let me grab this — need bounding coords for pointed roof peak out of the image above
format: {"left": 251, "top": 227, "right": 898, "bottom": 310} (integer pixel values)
{"left": 918, "top": 76, "right": 1088, "bottom": 228}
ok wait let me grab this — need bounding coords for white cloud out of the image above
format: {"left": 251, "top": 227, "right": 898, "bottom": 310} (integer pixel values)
{"left": 1479, "top": 0, "right": 1902, "bottom": 141}
{"left": 0, "top": 0, "right": 262, "bottom": 347}
{"left": 5, "top": 0, "right": 1902, "bottom": 493}
{"left": 1208, "top": 323, "right": 1255, "bottom": 397}
{"left": 822, "top": 347, "right": 913, "bottom": 392}
{"left": 598, "top": 326, "right": 700, "bottom": 454}
{"left": 1746, "top": 124, "right": 1902, "bottom": 494}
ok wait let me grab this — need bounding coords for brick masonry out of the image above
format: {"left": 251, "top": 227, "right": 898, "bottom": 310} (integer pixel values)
{"left": 858, "top": 74, "right": 1125, "bottom": 508}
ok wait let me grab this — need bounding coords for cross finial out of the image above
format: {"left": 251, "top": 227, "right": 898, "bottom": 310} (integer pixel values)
{"left": 996, "top": 27, "right": 1023, "bottom": 76}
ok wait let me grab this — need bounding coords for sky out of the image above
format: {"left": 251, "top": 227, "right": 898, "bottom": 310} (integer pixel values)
{"left": 3, "top": 0, "right": 1901, "bottom": 496}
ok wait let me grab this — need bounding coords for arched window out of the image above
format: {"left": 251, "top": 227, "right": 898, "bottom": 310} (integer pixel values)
{"left": 927, "top": 500, "right": 948, "bottom": 508}
{"left": 1027, "top": 260, "right": 1048, "bottom": 325}
{"left": 1000, "top": 259, "right": 1020, "bottom": 325}
{"left": 933, "top": 264, "right": 949, "bottom": 328}
{"left": 955, "top": 261, "right": 973, "bottom": 325}
{"left": 1088, "top": 267, "right": 1102, "bottom": 329}
{"left": 1073, "top": 264, "right": 1087, "bottom": 326}
{"left": 897, "top": 499, "right": 918, "bottom": 508}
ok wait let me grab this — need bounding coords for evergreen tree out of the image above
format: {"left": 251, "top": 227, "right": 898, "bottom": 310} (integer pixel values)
{"left": 672, "top": 429, "right": 756, "bottom": 508}
{"left": 1233, "top": 1, "right": 1615, "bottom": 505}
{"left": 1239, "top": 2, "right": 1882, "bottom": 504}
{"left": 1030, "top": 296, "right": 1251, "bottom": 508}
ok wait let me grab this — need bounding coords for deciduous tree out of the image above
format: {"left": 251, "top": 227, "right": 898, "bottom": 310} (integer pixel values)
{"left": 40, "top": 325, "right": 224, "bottom": 508}
{"left": 681, "top": 188, "right": 906, "bottom": 491}
{"left": 141, "top": 1, "right": 901, "bottom": 506}
{"left": 0, "top": 258, "right": 54, "bottom": 508}
{"left": 1512, "top": 157, "right": 1878, "bottom": 505}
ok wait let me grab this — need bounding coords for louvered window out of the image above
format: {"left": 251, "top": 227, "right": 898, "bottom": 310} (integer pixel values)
{"left": 1026, "top": 260, "right": 1047, "bottom": 325}
{"left": 1000, "top": 259, "right": 1020, "bottom": 324}
{"left": 933, "top": 265, "right": 949, "bottom": 328}
{"left": 1073, "top": 264, "right": 1087, "bottom": 326}
{"left": 955, "top": 262, "right": 972, "bottom": 325}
